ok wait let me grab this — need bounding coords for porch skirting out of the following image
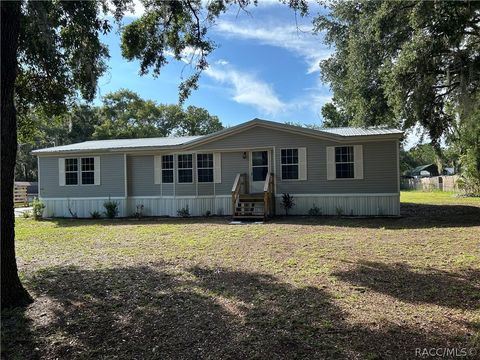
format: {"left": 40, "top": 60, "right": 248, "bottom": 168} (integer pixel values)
{"left": 40, "top": 196, "right": 232, "bottom": 218}
{"left": 40, "top": 193, "right": 400, "bottom": 218}
{"left": 275, "top": 193, "right": 400, "bottom": 216}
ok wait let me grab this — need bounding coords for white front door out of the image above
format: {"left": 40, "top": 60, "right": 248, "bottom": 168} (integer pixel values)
{"left": 250, "top": 150, "right": 270, "bottom": 193}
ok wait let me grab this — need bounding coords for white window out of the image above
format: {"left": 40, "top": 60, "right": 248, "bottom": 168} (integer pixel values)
{"left": 81, "top": 157, "right": 95, "bottom": 184}
{"left": 177, "top": 154, "right": 193, "bottom": 183}
{"left": 281, "top": 149, "right": 299, "bottom": 180}
{"left": 162, "top": 155, "right": 174, "bottom": 183}
{"left": 335, "top": 146, "right": 355, "bottom": 179}
{"left": 326, "top": 145, "right": 363, "bottom": 180}
{"left": 65, "top": 158, "right": 78, "bottom": 185}
{"left": 59, "top": 157, "right": 100, "bottom": 186}
{"left": 197, "top": 154, "right": 213, "bottom": 183}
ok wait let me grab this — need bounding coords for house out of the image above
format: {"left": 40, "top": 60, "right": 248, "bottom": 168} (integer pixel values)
{"left": 32, "top": 118, "right": 403, "bottom": 219}
{"left": 411, "top": 164, "right": 439, "bottom": 178}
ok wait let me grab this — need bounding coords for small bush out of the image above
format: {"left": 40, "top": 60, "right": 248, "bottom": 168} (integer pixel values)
{"left": 31, "top": 197, "right": 45, "bottom": 220}
{"left": 90, "top": 210, "right": 101, "bottom": 219}
{"left": 133, "top": 204, "right": 144, "bottom": 219}
{"left": 308, "top": 204, "right": 322, "bottom": 216}
{"left": 103, "top": 199, "right": 119, "bottom": 219}
{"left": 177, "top": 205, "right": 190, "bottom": 217}
{"left": 205, "top": 210, "right": 211, "bottom": 217}
{"left": 22, "top": 210, "right": 31, "bottom": 219}
{"left": 281, "top": 193, "right": 295, "bottom": 216}
{"left": 335, "top": 207, "right": 344, "bottom": 216}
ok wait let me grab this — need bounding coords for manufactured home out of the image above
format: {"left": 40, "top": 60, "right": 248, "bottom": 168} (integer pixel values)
{"left": 33, "top": 119, "right": 402, "bottom": 219}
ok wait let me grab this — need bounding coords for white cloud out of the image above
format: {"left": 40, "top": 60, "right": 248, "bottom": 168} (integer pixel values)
{"left": 215, "top": 20, "right": 332, "bottom": 74}
{"left": 205, "top": 65, "right": 286, "bottom": 115}
{"left": 216, "top": 59, "right": 229, "bottom": 65}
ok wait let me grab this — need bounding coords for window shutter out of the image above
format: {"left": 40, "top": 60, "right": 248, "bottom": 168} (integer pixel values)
{"left": 326, "top": 147, "right": 335, "bottom": 180}
{"left": 154, "top": 155, "right": 162, "bottom": 184}
{"left": 58, "top": 158, "right": 65, "bottom": 186}
{"left": 298, "top": 147, "right": 307, "bottom": 180}
{"left": 94, "top": 157, "right": 101, "bottom": 185}
{"left": 354, "top": 145, "right": 364, "bottom": 179}
{"left": 213, "top": 152, "right": 222, "bottom": 183}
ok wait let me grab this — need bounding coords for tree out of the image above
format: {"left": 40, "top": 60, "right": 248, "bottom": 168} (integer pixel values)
{"left": 315, "top": 1, "right": 480, "bottom": 144}
{"left": 452, "top": 95, "right": 480, "bottom": 194}
{"left": 176, "top": 105, "right": 223, "bottom": 136}
{"left": 2, "top": 0, "right": 308, "bottom": 308}
{"left": 92, "top": 90, "right": 223, "bottom": 139}
{"left": 15, "top": 105, "right": 100, "bottom": 182}
{"left": 93, "top": 90, "right": 170, "bottom": 139}
{"left": 320, "top": 102, "right": 351, "bottom": 128}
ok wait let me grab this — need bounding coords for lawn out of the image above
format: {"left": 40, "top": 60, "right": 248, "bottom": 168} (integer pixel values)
{"left": 3, "top": 191, "right": 480, "bottom": 359}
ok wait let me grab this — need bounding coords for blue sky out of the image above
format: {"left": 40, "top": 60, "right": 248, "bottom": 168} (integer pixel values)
{"left": 96, "top": 1, "right": 333, "bottom": 128}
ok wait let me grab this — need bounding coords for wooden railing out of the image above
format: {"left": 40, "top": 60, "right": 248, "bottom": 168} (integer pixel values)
{"left": 263, "top": 172, "right": 275, "bottom": 218}
{"left": 231, "top": 173, "right": 247, "bottom": 215}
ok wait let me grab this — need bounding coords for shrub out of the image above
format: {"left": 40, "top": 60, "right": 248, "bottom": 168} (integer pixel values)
{"left": 90, "top": 210, "right": 101, "bottom": 219}
{"left": 103, "top": 199, "right": 119, "bottom": 219}
{"left": 133, "top": 204, "right": 144, "bottom": 219}
{"left": 205, "top": 210, "right": 211, "bottom": 217}
{"left": 335, "top": 207, "right": 344, "bottom": 216}
{"left": 31, "top": 197, "right": 45, "bottom": 220}
{"left": 308, "top": 204, "right": 322, "bottom": 216}
{"left": 22, "top": 210, "right": 31, "bottom": 219}
{"left": 281, "top": 193, "right": 295, "bottom": 215}
{"left": 177, "top": 205, "right": 190, "bottom": 217}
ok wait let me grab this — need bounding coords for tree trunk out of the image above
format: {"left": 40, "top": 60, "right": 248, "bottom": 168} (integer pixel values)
{"left": 1, "top": 0, "right": 33, "bottom": 309}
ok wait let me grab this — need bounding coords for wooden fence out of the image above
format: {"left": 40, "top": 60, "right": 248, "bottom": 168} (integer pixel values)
{"left": 14, "top": 184, "right": 28, "bottom": 205}
{"left": 400, "top": 175, "right": 459, "bottom": 192}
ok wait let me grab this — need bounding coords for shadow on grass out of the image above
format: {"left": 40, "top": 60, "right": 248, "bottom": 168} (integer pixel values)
{"left": 271, "top": 203, "right": 480, "bottom": 229}
{"left": 3, "top": 264, "right": 478, "bottom": 359}
{"left": 333, "top": 261, "right": 480, "bottom": 310}
{"left": 45, "top": 203, "right": 480, "bottom": 230}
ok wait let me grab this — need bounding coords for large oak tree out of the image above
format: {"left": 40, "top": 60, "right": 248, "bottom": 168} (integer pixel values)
{"left": 316, "top": 0, "right": 480, "bottom": 144}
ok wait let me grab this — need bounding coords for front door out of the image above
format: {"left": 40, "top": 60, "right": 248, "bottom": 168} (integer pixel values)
{"left": 250, "top": 150, "right": 269, "bottom": 193}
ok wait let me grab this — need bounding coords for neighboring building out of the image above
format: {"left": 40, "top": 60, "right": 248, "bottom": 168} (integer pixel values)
{"left": 32, "top": 118, "right": 403, "bottom": 218}
{"left": 443, "top": 167, "right": 455, "bottom": 176}
{"left": 410, "top": 164, "right": 439, "bottom": 178}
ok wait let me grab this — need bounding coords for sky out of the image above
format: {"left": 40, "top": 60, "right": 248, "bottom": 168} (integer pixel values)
{"left": 96, "top": 1, "right": 333, "bottom": 128}
{"left": 95, "top": 0, "right": 422, "bottom": 148}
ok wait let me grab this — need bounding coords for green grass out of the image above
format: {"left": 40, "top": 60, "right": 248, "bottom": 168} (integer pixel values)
{"left": 3, "top": 191, "right": 480, "bottom": 359}
{"left": 401, "top": 190, "right": 480, "bottom": 206}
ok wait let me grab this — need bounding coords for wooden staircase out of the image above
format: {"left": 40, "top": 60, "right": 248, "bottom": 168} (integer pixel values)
{"left": 235, "top": 194, "right": 265, "bottom": 219}
{"left": 231, "top": 173, "right": 275, "bottom": 221}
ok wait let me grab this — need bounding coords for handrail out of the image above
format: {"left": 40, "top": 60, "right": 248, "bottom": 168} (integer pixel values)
{"left": 232, "top": 173, "right": 241, "bottom": 193}
{"left": 263, "top": 173, "right": 274, "bottom": 219}
{"left": 263, "top": 172, "right": 271, "bottom": 192}
{"left": 231, "top": 173, "right": 246, "bottom": 215}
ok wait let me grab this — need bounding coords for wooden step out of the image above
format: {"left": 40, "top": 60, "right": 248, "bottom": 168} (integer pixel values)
{"left": 239, "top": 194, "right": 264, "bottom": 201}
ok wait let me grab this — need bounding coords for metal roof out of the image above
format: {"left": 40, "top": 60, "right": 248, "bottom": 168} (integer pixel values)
{"left": 32, "top": 119, "right": 403, "bottom": 155}
{"left": 32, "top": 136, "right": 202, "bottom": 154}
{"left": 320, "top": 127, "right": 403, "bottom": 136}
